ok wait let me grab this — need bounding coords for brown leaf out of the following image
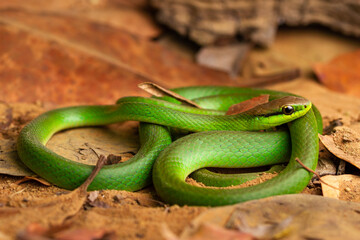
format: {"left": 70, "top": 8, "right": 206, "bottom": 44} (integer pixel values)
{"left": 138, "top": 82, "right": 201, "bottom": 108}
{"left": 226, "top": 95, "right": 269, "bottom": 115}
{"left": 15, "top": 176, "right": 51, "bottom": 186}
{"left": 0, "top": 10, "right": 238, "bottom": 106}
{"left": 181, "top": 195, "right": 360, "bottom": 240}
{"left": 54, "top": 228, "right": 116, "bottom": 240}
{"left": 321, "top": 175, "right": 360, "bottom": 202}
{"left": 319, "top": 126, "right": 360, "bottom": 169}
{"left": 313, "top": 50, "right": 360, "bottom": 98}
{"left": 17, "top": 222, "right": 116, "bottom": 240}
{"left": 162, "top": 223, "right": 254, "bottom": 240}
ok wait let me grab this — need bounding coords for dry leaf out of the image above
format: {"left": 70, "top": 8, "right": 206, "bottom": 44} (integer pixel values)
{"left": 17, "top": 222, "right": 116, "bottom": 240}
{"left": 138, "top": 82, "right": 201, "bottom": 108}
{"left": 226, "top": 95, "right": 269, "bottom": 115}
{"left": 164, "top": 223, "right": 254, "bottom": 240}
{"left": 0, "top": 155, "right": 106, "bottom": 237}
{"left": 15, "top": 176, "right": 51, "bottom": 186}
{"left": 0, "top": 10, "right": 238, "bottom": 105}
{"left": 54, "top": 228, "right": 116, "bottom": 240}
{"left": 46, "top": 122, "right": 139, "bottom": 166}
{"left": 181, "top": 195, "right": 360, "bottom": 240}
{"left": 313, "top": 50, "right": 360, "bottom": 98}
{"left": 321, "top": 175, "right": 360, "bottom": 202}
{"left": 319, "top": 126, "right": 360, "bottom": 169}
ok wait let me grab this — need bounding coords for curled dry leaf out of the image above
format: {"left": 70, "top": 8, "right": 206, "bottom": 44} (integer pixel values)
{"left": 226, "top": 95, "right": 269, "bottom": 115}
{"left": 319, "top": 126, "right": 360, "bottom": 169}
{"left": 15, "top": 176, "right": 51, "bottom": 186}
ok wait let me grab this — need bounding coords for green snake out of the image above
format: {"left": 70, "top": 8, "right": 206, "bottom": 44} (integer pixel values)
{"left": 17, "top": 86, "right": 321, "bottom": 206}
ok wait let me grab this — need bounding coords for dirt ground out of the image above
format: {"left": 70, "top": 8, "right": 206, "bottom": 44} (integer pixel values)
{"left": 1, "top": 2, "right": 360, "bottom": 240}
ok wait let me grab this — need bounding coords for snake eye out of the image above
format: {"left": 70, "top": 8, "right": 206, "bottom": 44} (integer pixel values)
{"left": 282, "top": 105, "right": 294, "bottom": 115}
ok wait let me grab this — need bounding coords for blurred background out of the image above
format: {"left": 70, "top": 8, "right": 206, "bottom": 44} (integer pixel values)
{"left": 0, "top": 0, "right": 359, "bottom": 106}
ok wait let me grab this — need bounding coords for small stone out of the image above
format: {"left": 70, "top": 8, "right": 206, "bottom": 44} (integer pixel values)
{"left": 345, "top": 187, "right": 351, "bottom": 192}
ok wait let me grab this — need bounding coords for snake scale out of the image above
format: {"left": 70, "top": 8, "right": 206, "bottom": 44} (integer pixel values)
{"left": 17, "top": 86, "right": 322, "bottom": 206}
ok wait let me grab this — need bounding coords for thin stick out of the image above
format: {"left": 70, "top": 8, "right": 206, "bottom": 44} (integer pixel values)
{"left": 78, "top": 155, "right": 106, "bottom": 193}
{"left": 295, "top": 158, "right": 339, "bottom": 190}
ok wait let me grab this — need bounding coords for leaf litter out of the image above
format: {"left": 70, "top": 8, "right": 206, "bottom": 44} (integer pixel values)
{"left": 0, "top": 3, "right": 360, "bottom": 239}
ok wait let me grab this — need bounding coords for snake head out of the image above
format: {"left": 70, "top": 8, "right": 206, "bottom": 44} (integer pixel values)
{"left": 244, "top": 96, "right": 312, "bottom": 128}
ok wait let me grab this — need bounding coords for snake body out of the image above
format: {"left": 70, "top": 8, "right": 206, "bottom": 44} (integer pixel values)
{"left": 17, "top": 86, "right": 321, "bottom": 206}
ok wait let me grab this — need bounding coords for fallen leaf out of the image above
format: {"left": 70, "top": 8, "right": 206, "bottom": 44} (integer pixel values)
{"left": 15, "top": 176, "right": 51, "bottom": 186}
{"left": 226, "top": 95, "right": 269, "bottom": 115}
{"left": 0, "top": 10, "right": 238, "bottom": 106}
{"left": 163, "top": 223, "right": 254, "bottom": 240}
{"left": 313, "top": 50, "right": 360, "bottom": 98}
{"left": 17, "top": 222, "right": 116, "bottom": 240}
{"left": 46, "top": 122, "right": 139, "bottom": 166}
{"left": 181, "top": 195, "right": 360, "bottom": 240}
{"left": 319, "top": 126, "right": 360, "bottom": 169}
{"left": 321, "top": 174, "right": 360, "bottom": 202}
{"left": 87, "top": 191, "right": 99, "bottom": 203}
{"left": 0, "top": 155, "right": 106, "bottom": 237}
{"left": 54, "top": 228, "right": 116, "bottom": 240}
{"left": 138, "top": 82, "right": 201, "bottom": 108}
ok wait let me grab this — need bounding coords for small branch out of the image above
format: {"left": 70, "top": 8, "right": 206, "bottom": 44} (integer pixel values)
{"left": 295, "top": 158, "right": 339, "bottom": 190}
{"left": 78, "top": 155, "right": 106, "bottom": 193}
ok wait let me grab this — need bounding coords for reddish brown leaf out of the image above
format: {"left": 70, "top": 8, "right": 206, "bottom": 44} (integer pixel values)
{"left": 18, "top": 223, "right": 116, "bottom": 240}
{"left": 54, "top": 228, "right": 116, "bottom": 240}
{"left": 313, "top": 50, "right": 360, "bottom": 98}
{"left": 226, "top": 95, "right": 269, "bottom": 115}
{"left": 0, "top": 10, "right": 239, "bottom": 106}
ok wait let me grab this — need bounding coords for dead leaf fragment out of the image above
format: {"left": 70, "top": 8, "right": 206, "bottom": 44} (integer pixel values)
{"left": 321, "top": 175, "right": 360, "bottom": 202}
{"left": 313, "top": 50, "right": 360, "bottom": 98}
{"left": 181, "top": 195, "right": 360, "bottom": 240}
{"left": 163, "top": 223, "right": 254, "bottom": 240}
{"left": 226, "top": 95, "right": 269, "bottom": 115}
{"left": 15, "top": 176, "right": 51, "bottom": 186}
{"left": 17, "top": 222, "right": 116, "bottom": 240}
{"left": 319, "top": 126, "right": 360, "bottom": 169}
{"left": 138, "top": 82, "right": 201, "bottom": 108}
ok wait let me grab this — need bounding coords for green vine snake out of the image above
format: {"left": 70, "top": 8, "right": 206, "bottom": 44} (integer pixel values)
{"left": 17, "top": 86, "right": 322, "bottom": 206}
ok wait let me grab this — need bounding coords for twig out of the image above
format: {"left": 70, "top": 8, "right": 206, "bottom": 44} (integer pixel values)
{"left": 78, "top": 155, "right": 106, "bottom": 193}
{"left": 295, "top": 158, "right": 339, "bottom": 190}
